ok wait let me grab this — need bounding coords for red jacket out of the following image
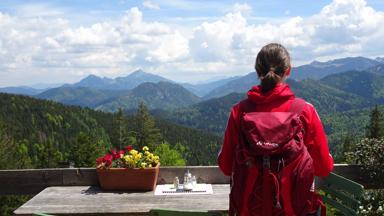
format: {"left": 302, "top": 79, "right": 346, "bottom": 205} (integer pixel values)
{"left": 218, "top": 83, "right": 334, "bottom": 215}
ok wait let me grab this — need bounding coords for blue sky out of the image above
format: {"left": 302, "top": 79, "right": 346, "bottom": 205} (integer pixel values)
{"left": 0, "top": 1, "right": 355, "bottom": 24}
{"left": 0, "top": 0, "right": 384, "bottom": 87}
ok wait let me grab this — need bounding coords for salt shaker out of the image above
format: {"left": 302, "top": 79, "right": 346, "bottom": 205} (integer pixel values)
{"left": 183, "top": 170, "right": 193, "bottom": 190}
{"left": 173, "top": 177, "right": 179, "bottom": 189}
{"left": 191, "top": 175, "right": 197, "bottom": 187}
{"left": 184, "top": 170, "right": 192, "bottom": 184}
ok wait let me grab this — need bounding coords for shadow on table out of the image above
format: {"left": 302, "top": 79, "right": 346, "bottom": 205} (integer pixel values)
{"left": 81, "top": 186, "right": 153, "bottom": 195}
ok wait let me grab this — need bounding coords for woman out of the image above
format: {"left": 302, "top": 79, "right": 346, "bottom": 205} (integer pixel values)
{"left": 218, "top": 43, "right": 334, "bottom": 216}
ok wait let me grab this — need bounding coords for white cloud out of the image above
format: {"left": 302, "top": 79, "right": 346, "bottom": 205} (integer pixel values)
{"left": 1, "top": 0, "right": 384, "bottom": 86}
{"left": 232, "top": 3, "right": 252, "bottom": 14}
{"left": 143, "top": 1, "right": 160, "bottom": 10}
{"left": 187, "top": 0, "right": 384, "bottom": 68}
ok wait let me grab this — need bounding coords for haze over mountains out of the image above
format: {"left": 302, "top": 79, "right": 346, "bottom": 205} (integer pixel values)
{"left": 1, "top": 56, "right": 384, "bottom": 116}
{"left": 290, "top": 57, "right": 382, "bottom": 80}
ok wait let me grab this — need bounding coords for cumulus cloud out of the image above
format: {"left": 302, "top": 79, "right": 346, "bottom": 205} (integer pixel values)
{"left": 0, "top": 7, "right": 189, "bottom": 85}
{"left": 188, "top": 0, "right": 384, "bottom": 67}
{"left": 0, "top": 0, "right": 384, "bottom": 86}
{"left": 143, "top": 1, "right": 160, "bottom": 10}
{"left": 232, "top": 3, "right": 252, "bottom": 14}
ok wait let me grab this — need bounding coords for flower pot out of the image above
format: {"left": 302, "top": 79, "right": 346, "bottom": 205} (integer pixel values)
{"left": 96, "top": 164, "right": 159, "bottom": 191}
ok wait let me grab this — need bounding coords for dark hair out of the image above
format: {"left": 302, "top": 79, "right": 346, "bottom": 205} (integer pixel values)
{"left": 255, "top": 43, "right": 291, "bottom": 93}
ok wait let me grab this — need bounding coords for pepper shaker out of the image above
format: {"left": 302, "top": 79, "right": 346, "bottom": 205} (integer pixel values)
{"left": 191, "top": 176, "right": 197, "bottom": 187}
{"left": 173, "top": 177, "right": 179, "bottom": 189}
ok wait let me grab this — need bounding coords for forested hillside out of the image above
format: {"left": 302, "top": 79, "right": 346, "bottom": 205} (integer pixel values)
{"left": 320, "top": 70, "right": 384, "bottom": 103}
{"left": 95, "top": 82, "right": 202, "bottom": 111}
{"left": 37, "top": 86, "right": 121, "bottom": 108}
{"left": 0, "top": 93, "right": 222, "bottom": 215}
{"left": 0, "top": 93, "right": 221, "bottom": 168}
{"left": 151, "top": 92, "right": 245, "bottom": 135}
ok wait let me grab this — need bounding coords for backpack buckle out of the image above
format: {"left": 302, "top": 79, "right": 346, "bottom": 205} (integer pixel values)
{"left": 263, "top": 155, "right": 270, "bottom": 169}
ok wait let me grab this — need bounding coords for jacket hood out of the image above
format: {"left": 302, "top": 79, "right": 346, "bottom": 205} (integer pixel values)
{"left": 247, "top": 83, "right": 295, "bottom": 104}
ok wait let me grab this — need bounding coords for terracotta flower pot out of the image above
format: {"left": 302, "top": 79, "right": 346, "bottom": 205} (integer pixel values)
{"left": 96, "top": 163, "right": 159, "bottom": 191}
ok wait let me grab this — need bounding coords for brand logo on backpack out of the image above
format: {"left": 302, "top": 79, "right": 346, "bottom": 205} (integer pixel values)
{"left": 255, "top": 141, "right": 279, "bottom": 148}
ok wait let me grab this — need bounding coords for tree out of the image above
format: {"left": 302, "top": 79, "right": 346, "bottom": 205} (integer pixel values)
{"left": 366, "top": 105, "right": 384, "bottom": 139}
{"left": 115, "top": 108, "right": 125, "bottom": 149}
{"left": 70, "top": 131, "right": 109, "bottom": 167}
{"left": 32, "top": 139, "right": 63, "bottom": 168}
{"left": 110, "top": 108, "right": 135, "bottom": 149}
{"left": 14, "top": 142, "right": 33, "bottom": 169}
{"left": 154, "top": 142, "right": 186, "bottom": 166}
{"left": 347, "top": 138, "right": 384, "bottom": 184}
{"left": 132, "top": 102, "right": 162, "bottom": 149}
{"left": 0, "top": 124, "right": 16, "bottom": 170}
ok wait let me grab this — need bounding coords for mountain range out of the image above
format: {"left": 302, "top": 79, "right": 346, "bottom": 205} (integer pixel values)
{"left": 290, "top": 56, "right": 382, "bottom": 80}
{"left": 148, "top": 70, "right": 381, "bottom": 135}
{"left": 68, "top": 69, "right": 173, "bottom": 90}
{"left": 1, "top": 56, "right": 382, "bottom": 96}
{"left": 1, "top": 56, "right": 384, "bottom": 164}
{"left": 1, "top": 56, "right": 384, "bottom": 116}
{"left": 94, "top": 81, "right": 202, "bottom": 111}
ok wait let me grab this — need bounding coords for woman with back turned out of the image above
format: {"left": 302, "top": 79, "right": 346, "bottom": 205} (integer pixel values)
{"left": 218, "top": 43, "right": 334, "bottom": 216}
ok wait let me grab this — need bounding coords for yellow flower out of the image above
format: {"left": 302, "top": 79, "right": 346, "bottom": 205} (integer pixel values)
{"left": 143, "top": 146, "right": 149, "bottom": 151}
{"left": 140, "top": 162, "right": 147, "bottom": 168}
{"left": 129, "top": 149, "right": 138, "bottom": 156}
{"left": 123, "top": 155, "right": 131, "bottom": 162}
{"left": 145, "top": 153, "right": 153, "bottom": 161}
{"left": 152, "top": 155, "right": 160, "bottom": 164}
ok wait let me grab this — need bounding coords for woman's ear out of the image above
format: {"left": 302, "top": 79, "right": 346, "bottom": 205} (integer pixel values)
{"left": 284, "top": 67, "right": 291, "bottom": 77}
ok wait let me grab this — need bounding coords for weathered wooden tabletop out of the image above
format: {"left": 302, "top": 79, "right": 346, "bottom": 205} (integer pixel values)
{"left": 14, "top": 185, "right": 230, "bottom": 215}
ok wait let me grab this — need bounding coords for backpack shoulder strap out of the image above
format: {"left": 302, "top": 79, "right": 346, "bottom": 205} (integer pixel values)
{"left": 239, "top": 98, "right": 256, "bottom": 114}
{"left": 289, "top": 98, "right": 306, "bottom": 114}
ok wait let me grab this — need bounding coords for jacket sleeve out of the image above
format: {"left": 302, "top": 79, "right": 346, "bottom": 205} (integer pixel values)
{"left": 218, "top": 105, "right": 240, "bottom": 176}
{"left": 303, "top": 104, "right": 334, "bottom": 177}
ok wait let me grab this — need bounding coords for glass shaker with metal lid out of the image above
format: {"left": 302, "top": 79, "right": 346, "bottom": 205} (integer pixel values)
{"left": 183, "top": 170, "right": 193, "bottom": 190}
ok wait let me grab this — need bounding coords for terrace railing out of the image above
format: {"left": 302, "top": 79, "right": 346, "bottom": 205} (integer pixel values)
{"left": 0, "top": 164, "right": 380, "bottom": 196}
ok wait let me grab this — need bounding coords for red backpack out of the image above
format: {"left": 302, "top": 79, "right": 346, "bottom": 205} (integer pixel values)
{"left": 229, "top": 98, "right": 325, "bottom": 216}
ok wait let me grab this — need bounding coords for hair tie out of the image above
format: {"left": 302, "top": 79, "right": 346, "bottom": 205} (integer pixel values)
{"left": 267, "top": 70, "right": 274, "bottom": 76}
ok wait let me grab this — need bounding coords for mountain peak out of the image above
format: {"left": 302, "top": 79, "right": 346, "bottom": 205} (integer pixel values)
{"left": 83, "top": 74, "right": 101, "bottom": 80}
{"left": 131, "top": 69, "right": 145, "bottom": 74}
{"left": 128, "top": 69, "right": 150, "bottom": 78}
{"left": 309, "top": 60, "right": 323, "bottom": 66}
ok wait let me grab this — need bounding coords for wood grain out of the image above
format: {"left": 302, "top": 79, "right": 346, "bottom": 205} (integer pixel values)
{"left": 14, "top": 185, "right": 230, "bottom": 215}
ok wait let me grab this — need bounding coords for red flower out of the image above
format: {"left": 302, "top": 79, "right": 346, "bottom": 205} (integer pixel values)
{"left": 103, "top": 154, "right": 113, "bottom": 167}
{"left": 96, "top": 157, "right": 103, "bottom": 165}
{"left": 119, "top": 150, "right": 125, "bottom": 157}
{"left": 125, "top": 145, "right": 133, "bottom": 152}
{"left": 111, "top": 149, "right": 120, "bottom": 160}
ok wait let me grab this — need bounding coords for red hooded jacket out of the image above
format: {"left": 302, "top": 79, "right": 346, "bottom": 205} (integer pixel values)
{"left": 218, "top": 83, "right": 334, "bottom": 216}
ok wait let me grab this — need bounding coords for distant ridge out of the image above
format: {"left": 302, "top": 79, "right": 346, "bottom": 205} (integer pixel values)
{"left": 291, "top": 56, "right": 380, "bottom": 80}
{"left": 70, "top": 69, "right": 172, "bottom": 90}
{"left": 204, "top": 72, "right": 258, "bottom": 99}
{"left": 0, "top": 86, "right": 44, "bottom": 96}
{"left": 37, "top": 87, "right": 121, "bottom": 108}
{"left": 95, "top": 81, "right": 201, "bottom": 112}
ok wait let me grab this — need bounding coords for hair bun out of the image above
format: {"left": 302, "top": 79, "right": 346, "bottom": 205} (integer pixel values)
{"left": 255, "top": 43, "right": 291, "bottom": 93}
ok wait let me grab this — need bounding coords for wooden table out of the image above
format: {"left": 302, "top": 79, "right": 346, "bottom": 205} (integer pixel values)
{"left": 14, "top": 185, "right": 230, "bottom": 215}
